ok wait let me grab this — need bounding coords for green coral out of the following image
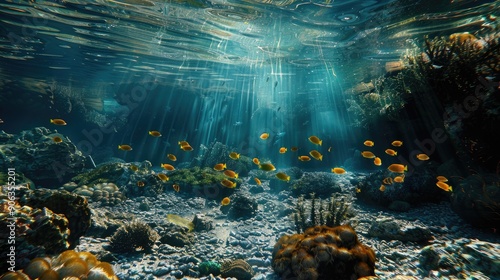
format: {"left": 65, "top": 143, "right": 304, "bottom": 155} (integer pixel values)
{"left": 198, "top": 261, "right": 221, "bottom": 276}
{"left": 72, "top": 162, "right": 126, "bottom": 186}
{"left": 168, "top": 166, "right": 235, "bottom": 188}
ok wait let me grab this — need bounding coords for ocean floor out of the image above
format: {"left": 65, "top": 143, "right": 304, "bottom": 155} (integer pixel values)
{"left": 75, "top": 172, "right": 500, "bottom": 280}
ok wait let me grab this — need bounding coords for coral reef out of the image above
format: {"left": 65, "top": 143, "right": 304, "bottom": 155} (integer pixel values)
{"left": 272, "top": 225, "right": 376, "bottom": 280}
{"left": 294, "top": 193, "right": 354, "bottom": 233}
{"left": 291, "top": 172, "right": 342, "bottom": 197}
{"left": 226, "top": 192, "right": 258, "bottom": 219}
{"left": 220, "top": 259, "right": 254, "bottom": 280}
{"left": 167, "top": 166, "right": 235, "bottom": 198}
{"left": 68, "top": 182, "right": 125, "bottom": 206}
{"left": 192, "top": 141, "right": 254, "bottom": 176}
{"left": 158, "top": 224, "right": 195, "bottom": 247}
{"left": 0, "top": 127, "right": 86, "bottom": 186}
{"left": 109, "top": 221, "right": 159, "bottom": 253}
{"left": 368, "top": 217, "right": 432, "bottom": 243}
{"left": 0, "top": 249, "right": 118, "bottom": 280}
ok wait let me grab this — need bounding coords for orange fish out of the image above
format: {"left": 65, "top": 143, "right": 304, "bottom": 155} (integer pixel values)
{"left": 221, "top": 197, "right": 230, "bottom": 206}
{"left": 229, "top": 152, "right": 240, "bottom": 160}
{"left": 260, "top": 132, "right": 269, "bottom": 140}
{"left": 373, "top": 157, "right": 382, "bottom": 166}
{"left": 363, "top": 140, "right": 374, "bottom": 147}
{"left": 137, "top": 181, "right": 145, "bottom": 187}
{"left": 394, "top": 175, "right": 405, "bottom": 183}
{"left": 252, "top": 158, "right": 260, "bottom": 165}
{"left": 220, "top": 179, "right": 237, "bottom": 188}
{"left": 223, "top": 170, "right": 239, "bottom": 179}
{"left": 129, "top": 165, "right": 139, "bottom": 172}
{"left": 259, "top": 163, "right": 276, "bottom": 171}
{"left": 172, "top": 184, "right": 180, "bottom": 192}
{"left": 290, "top": 146, "right": 298, "bottom": 152}
{"left": 254, "top": 177, "right": 262, "bottom": 185}
{"left": 387, "top": 164, "right": 407, "bottom": 173}
{"left": 436, "top": 181, "right": 452, "bottom": 192}
{"left": 213, "top": 163, "right": 226, "bottom": 171}
{"left": 157, "top": 173, "right": 169, "bottom": 181}
{"left": 148, "top": 130, "right": 162, "bottom": 137}
{"left": 161, "top": 163, "right": 175, "bottom": 171}
{"left": 178, "top": 141, "right": 190, "bottom": 147}
{"left": 379, "top": 185, "right": 386, "bottom": 192}
{"left": 382, "top": 177, "right": 393, "bottom": 185}
{"left": 416, "top": 154, "right": 430, "bottom": 161}
{"left": 361, "top": 151, "right": 376, "bottom": 159}
{"left": 53, "top": 136, "right": 63, "bottom": 143}
{"left": 308, "top": 136, "right": 322, "bottom": 146}
{"left": 309, "top": 150, "right": 323, "bottom": 161}
{"left": 180, "top": 145, "right": 193, "bottom": 151}
{"left": 279, "top": 147, "right": 287, "bottom": 154}
{"left": 50, "top": 118, "right": 67, "bottom": 125}
{"left": 167, "top": 154, "right": 177, "bottom": 161}
{"left": 118, "top": 144, "right": 133, "bottom": 151}
{"left": 276, "top": 172, "right": 290, "bottom": 182}
{"left": 391, "top": 140, "right": 403, "bottom": 147}
{"left": 355, "top": 187, "right": 361, "bottom": 193}
{"left": 298, "top": 155, "right": 311, "bottom": 161}
{"left": 331, "top": 167, "right": 346, "bottom": 174}
{"left": 436, "top": 176, "right": 448, "bottom": 182}
{"left": 385, "top": 149, "right": 397, "bottom": 156}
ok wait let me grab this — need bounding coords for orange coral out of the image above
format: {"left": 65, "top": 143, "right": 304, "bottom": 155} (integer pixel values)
{"left": 272, "top": 225, "right": 376, "bottom": 280}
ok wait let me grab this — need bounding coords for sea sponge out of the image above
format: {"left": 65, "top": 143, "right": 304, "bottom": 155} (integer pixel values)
{"left": 272, "top": 225, "right": 376, "bottom": 280}
{"left": 109, "top": 221, "right": 159, "bottom": 253}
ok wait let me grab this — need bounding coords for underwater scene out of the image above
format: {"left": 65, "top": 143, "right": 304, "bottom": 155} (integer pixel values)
{"left": 0, "top": 0, "right": 499, "bottom": 279}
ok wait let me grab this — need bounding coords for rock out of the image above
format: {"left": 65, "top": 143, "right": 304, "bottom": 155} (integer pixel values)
{"left": 291, "top": 172, "right": 342, "bottom": 197}
{"left": 192, "top": 214, "right": 214, "bottom": 231}
{"left": 388, "top": 200, "right": 411, "bottom": 212}
{"left": 227, "top": 192, "right": 258, "bottom": 219}
{"left": 368, "top": 217, "right": 432, "bottom": 243}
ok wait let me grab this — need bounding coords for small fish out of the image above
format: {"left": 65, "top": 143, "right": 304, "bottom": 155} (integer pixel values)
{"left": 52, "top": 136, "right": 63, "bottom": 143}
{"left": 436, "top": 176, "right": 448, "bottom": 182}
{"left": 298, "top": 155, "right": 311, "bottom": 161}
{"left": 180, "top": 145, "right": 194, "bottom": 151}
{"left": 213, "top": 163, "right": 226, "bottom": 171}
{"left": 279, "top": 147, "right": 287, "bottom": 154}
{"left": 254, "top": 177, "right": 262, "bottom": 185}
{"left": 308, "top": 136, "right": 322, "bottom": 146}
{"left": 118, "top": 144, "right": 133, "bottom": 151}
{"left": 309, "top": 150, "right": 323, "bottom": 161}
{"left": 252, "top": 158, "right": 260, "bottom": 165}
{"left": 276, "top": 172, "right": 290, "bottom": 182}
{"left": 331, "top": 167, "right": 346, "bottom": 174}
{"left": 221, "top": 197, "right": 230, "bottom": 206}
{"left": 328, "top": 147, "right": 332, "bottom": 152}
{"left": 361, "top": 151, "right": 376, "bottom": 158}
{"left": 436, "top": 181, "right": 452, "bottom": 192}
{"left": 355, "top": 187, "right": 361, "bottom": 193}
{"left": 161, "top": 163, "right": 175, "bottom": 171}
{"left": 220, "top": 179, "right": 237, "bottom": 188}
{"left": 274, "top": 81, "right": 278, "bottom": 88}
{"left": 394, "top": 175, "right": 405, "bottom": 183}
{"left": 0, "top": 119, "right": 3, "bottom": 124}
{"left": 178, "top": 141, "right": 190, "bottom": 147}
{"left": 233, "top": 121, "right": 243, "bottom": 126}
{"left": 379, "top": 185, "right": 386, "bottom": 192}
{"left": 259, "top": 162, "right": 276, "bottom": 171}
{"left": 229, "top": 152, "right": 240, "bottom": 160}
{"left": 385, "top": 149, "right": 397, "bottom": 156}
{"left": 373, "top": 157, "right": 382, "bottom": 166}
{"left": 172, "top": 184, "right": 180, "bottom": 192}
{"left": 260, "top": 132, "right": 270, "bottom": 140}
{"left": 290, "top": 146, "right": 298, "bottom": 152}
{"left": 416, "top": 154, "right": 430, "bottom": 161}
{"left": 383, "top": 177, "right": 393, "bottom": 185}
{"left": 137, "top": 181, "right": 145, "bottom": 187}
{"left": 157, "top": 173, "right": 169, "bottom": 181}
{"left": 391, "top": 140, "right": 403, "bottom": 147}
{"left": 129, "top": 165, "right": 139, "bottom": 172}
{"left": 149, "top": 130, "right": 162, "bottom": 137}
{"left": 363, "top": 140, "right": 374, "bottom": 147}
{"left": 266, "top": 77, "right": 269, "bottom": 82}
{"left": 223, "top": 169, "right": 239, "bottom": 179}
{"left": 387, "top": 164, "right": 407, "bottom": 173}
{"left": 50, "top": 118, "right": 67, "bottom": 125}
{"left": 167, "top": 154, "right": 177, "bottom": 161}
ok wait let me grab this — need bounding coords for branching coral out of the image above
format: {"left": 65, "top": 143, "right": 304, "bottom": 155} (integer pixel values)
{"left": 109, "top": 221, "right": 159, "bottom": 253}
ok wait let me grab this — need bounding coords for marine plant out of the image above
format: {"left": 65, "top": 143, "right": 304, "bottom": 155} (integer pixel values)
{"left": 109, "top": 221, "right": 159, "bottom": 253}
{"left": 197, "top": 261, "right": 221, "bottom": 276}
{"left": 166, "top": 213, "right": 195, "bottom": 232}
{"left": 293, "top": 193, "right": 353, "bottom": 233}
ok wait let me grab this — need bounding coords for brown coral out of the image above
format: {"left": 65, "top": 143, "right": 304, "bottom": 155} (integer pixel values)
{"left": 220, "top": 259, "right": 254, "bottom": 280}
{"left": 272, "top": 225, "right": 376, "bottom": 280}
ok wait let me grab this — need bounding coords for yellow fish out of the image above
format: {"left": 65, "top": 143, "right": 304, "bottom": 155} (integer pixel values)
{"left": 221, "top": 197, "right": 231, "bottom": 206}
{"left": 416, "top": 154, "right": 430, "bottom": 161}
{"left": 252, "top": 158, "right": 260, "bottom": 165}
{"left": 290, "top": 146, "right": 298, "bottom": 152}
{"left": 129, "top": 165, "right": 138, "bottom": 172}
{"left": 50, "top": 118, "right": 67, "bottom": 125}
{"left": 259, "top": 163, "right": 276, "bottom": 172}
{"left": 387, "top": 164, "right": 407, "bottom": 173}
{"left": 276, "top": 172, "right": 290, "bottom": 182}
{"left": 167, "top": 154, "right": 177, "bottom": 161}
{"left": 385, "top": 149, "right": 397, "bottom": 156}
{"left": 260, "top": 132, "right": 270, "bottom": 140}
{"left": 331, "top": 167, "right": 346, "bottom": 174}
{"left": 229, "top": 152, "right": 240, "bottom": 160}
{"left": 223, "top": 169, "right": 239, "bottom": 179}
{"left": 180, "top": 145, "right": 193, "bottom": 151}
{"left": 373, "top": 157, "right": 382, "bottom": 166}
{"left": 161, "top": 163, "right": 175, "bottom": 171}
{"left": 308, "top": 136, "right": 322, "bottom": 146}
{"left": 436, "top": 181, "right": 452, "bottom": 192}
{"left": 213, "top": 163, "right": 226, "bottom": 171}
{"left": 383, "top": 177, "right": 393, "bottom": 185}
{"left": 279, "top": 147, "right": 287, "bottom": 154}
{"left": 178, "top": 141, "right": 190, "bottom": 147}
{"left": 394, "top": 175, "right": 405, "bottom": 183}
{"left": 309, "top": 150, "right": 323, "bottom": 161}
{"left": 220, "top": 179, "right": 237, "bottom": 188}
{"left": 157, "top": 173, "right": 169, "bottom": 181}
{"left": 118, "top": 144, "right": 133, "bottom": 151}
{"left": 361, "top": 151, "right": 375, "bottom": 158}
{"left": 379, "top": 185, "right": 386, "bottom": 192}
{"left": 148, "top": 130, "right": 162, "bottom": 137}
{"left": 391, "top": 140, "right": 403, "bottom": 147}
{"left": 298, "top": 155, "right": 311, "bottom": 161}
{"left": 172, "top": 184, "right": 180, "bottom": 192}
{"left": 436, "top": 176, "right": 448, "bottom": 182}
{"left": 52, "top": 136, "right": 63, "bottom": 143}
{"left": 254, "top": 177, "right": 262, "bottom": 185}
{"left": 363, "top": 140, "right": 374, "bottom": 147}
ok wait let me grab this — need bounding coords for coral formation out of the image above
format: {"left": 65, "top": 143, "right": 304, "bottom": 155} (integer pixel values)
{"left": 226, "top": 192, "right": 258, "bottom": 219}
{"left": 192, "top": 141, "right": 253, "bottom": 176}
{"left": 69, "top": 182, "right": 125, "bottom": 206}
{"left": 220, "top": 259, "right": 254, "bottom": 280}
{"left": 368, "top": 217, "right": 432, "bottom": 243}
{"left": 294, "top": 193, "right": 353, "bottom": 233}
{"left": 158, "top": 224, "right": 195, "bottom": 247}
{"left": 167, "top": 166, "right": 234, "bottom": 198}
{"left": 0, "top": 127, "right": 86, "bottom": 186}
{"left": 197, "top": 261, "right": 221, "bottom": 276}
{"left": 291, "top": 172, "right": 342, "bottom": 196}
{"left": 109, "top": 221, "right": 159, "bottom": 253}
{"left": 272, "top": 225, "right": 376, "bottom": 280}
